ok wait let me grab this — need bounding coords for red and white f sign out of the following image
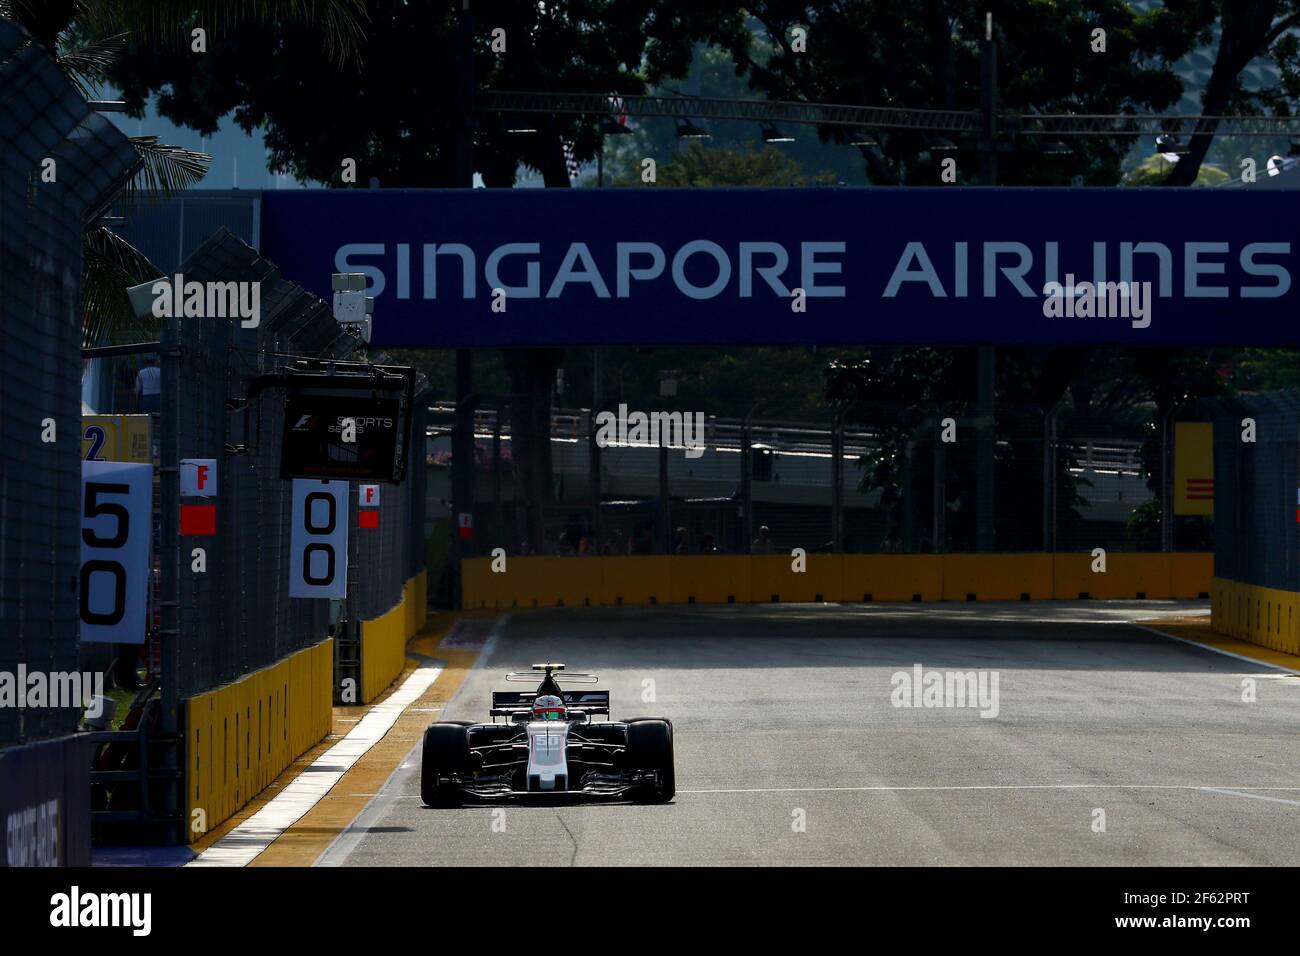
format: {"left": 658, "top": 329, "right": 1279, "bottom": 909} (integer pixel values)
{"left": 358, "top": 484, "right": 380, "bottom": 507}
{"left": 180, "top": 458, "right": 218, "bottom": 497}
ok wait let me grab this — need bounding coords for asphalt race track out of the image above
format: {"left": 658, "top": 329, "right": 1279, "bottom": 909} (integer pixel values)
{"left": 322, "top": 603, "right": 1300, "bottom": 866}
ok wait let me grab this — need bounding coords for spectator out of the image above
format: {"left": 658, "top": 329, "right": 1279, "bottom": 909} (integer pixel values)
{"left": 673, "top": 526, "right": 689, "bottom": 554}
{"left": 751, "top": 525, "right": 775, "bottom": 553}
{"left": 880, "top": 527, "right": 902, "bottom": 553}
{"left": 699, "top": 532, "right": 717, "bottom": 553}
{"left": 136, "top": 356, "right": 161, "bottom": 414}
{"left": 602, "top": 528, "right": 627, "bottom": 556}
{"left": 562, "top": 514, "right": 584, "bottom": 554}
{"left": 631, "top": 522, "right": 654, "bottom": 555}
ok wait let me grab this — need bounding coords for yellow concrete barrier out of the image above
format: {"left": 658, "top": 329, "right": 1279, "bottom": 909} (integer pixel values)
{"left": 1170, "top": 552, "right": 1213, "bottom": 598}
{"left": 360, "top": 571, "right": 430, "bottom": 703}
{"left": 842, "top": 555, "right": 942, "bottom": 601}
{"left": 460, "top": 554, "right": 502, "bottom": 609}
{"left": 183, "top": 571, "right": 428, "bottom": 844}
{"left": 599, "top": 555, "right": 671, "bottom": 606}
{"left": 1211, "top": 576, "right": 1300, "bottom": 655}
{"left": 943, "top": 554, "right": 1052, "bottom": 601}
{"left": 185, "top": 638, "right": 333, "bottom": 844}
{"left": 461, "top": 553, "right": 1213, "bottom": 609}
{"left": 750, "top": 553, "right": 843, "bottom": 602}
{"left": 668, "top": 555, "right": 751, "bottom": 605}
{"left": 1054, "top": 552, "right": 1174, "bottom": 599}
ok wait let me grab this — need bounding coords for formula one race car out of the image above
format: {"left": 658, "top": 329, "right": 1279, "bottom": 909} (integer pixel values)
{"left": 420, "top": 663, "right": 674, "bottom": 806}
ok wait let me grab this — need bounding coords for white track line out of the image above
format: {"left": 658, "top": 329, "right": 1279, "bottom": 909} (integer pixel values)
{"left": 679, "top": 785, "right": 1300, "bottom": 795}
{"left": 1201, "top": 788, "right": 1300, "bottom": 807}
{"left": 1131, "top": 624, "right": 1300, "bottom": 675}
{"left": 187, "top": 658, "right": 445, "bottom": 867}
{"left": 313, "top": 614, "right": 510, "bottom": 867}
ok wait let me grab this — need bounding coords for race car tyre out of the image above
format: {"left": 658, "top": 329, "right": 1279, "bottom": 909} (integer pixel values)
{"left": 625, "top": 718, "right": 675, "bottom": 803}
{"left": 421, "top": 723, "right": 471, "bottom": 807}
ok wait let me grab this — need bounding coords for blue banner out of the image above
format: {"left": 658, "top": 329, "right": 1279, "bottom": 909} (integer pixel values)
{"left": 0, "top": 734, "right": 91, "bottom": 866}
{"left": 259, "top": 187, "right": 1300, "bottom": 348}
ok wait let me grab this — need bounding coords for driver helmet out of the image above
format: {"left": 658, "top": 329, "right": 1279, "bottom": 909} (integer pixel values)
{"left": 531, "top": 694, "right": 567, "bottom": 721}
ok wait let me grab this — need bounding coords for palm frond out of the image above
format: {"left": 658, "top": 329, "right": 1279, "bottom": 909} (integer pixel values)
{"left": 2, "top": 0, "right": 83, "bottom": 52}
{"left": 82, "top": 226, "right": 164, "bottom": 348}
{"left": 56, "top": 31, "right": 127, "bottom": 98}
{"left": 123, "top": 136, "right": 211, "bottom": 203}
{"left": 81, "top": 0, "right": 368, "bottom": 65}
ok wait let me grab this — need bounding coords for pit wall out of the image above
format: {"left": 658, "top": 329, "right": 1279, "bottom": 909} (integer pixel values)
{"left": 360, "top": 571, "right": 429, "bottom": 704}
{"left": 1211, "top": 577, "right": 1300, "bottom": 655}
{"left": 462, "top": 553, "right": 1213, "bottom": 609}
{"left": 181, "top": 571, "right": 429, "bottom": 845}
{"left": 184, "top": 638, "right": 333, "bottom": 844}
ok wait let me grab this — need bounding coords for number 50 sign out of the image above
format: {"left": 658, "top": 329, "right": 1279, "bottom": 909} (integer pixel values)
{"left": 80, "top": 460, "right": 152, "bottom": 643}
{"left": 289, "top": 479, "right": 349, "bottom": 598}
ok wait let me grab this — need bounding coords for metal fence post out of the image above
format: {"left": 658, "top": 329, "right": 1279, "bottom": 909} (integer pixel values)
{"left": 1161, "top": 404, "right": 1179, "bottom": 553}
{"left": 976, "top": 346, "right": 996, "bottom": 552}
{"left": 493, "top": 409, "right": 505, "bottom": 551}
{"left": 158, "top": 318, "right": 181, "bottom": 844}
{"left": 932, "top": 430, "right": 945, "bottom": 554}
{"left": 831, "top": 406, "right": 844, "bottom": 553}
{"left": 741, "top": 420, "right": 752, "bottom": 553}
{"left": 590, "top": 348, "right": 602, "bottom": 553}
{"left": 1043, "top": 401, "right": 1060, "bottom": 553}
{"left": 902, "top": 434, "right": 917, "bottom": 552}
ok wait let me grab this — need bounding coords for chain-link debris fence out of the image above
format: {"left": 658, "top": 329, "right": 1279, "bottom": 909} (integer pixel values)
{"left": 0, "top": 20, "right": 140, "bottom": 749}
{"left": 438, "top": 392, "right": 1189, "bottom": 564}
{"left": 161, "top": 229, "right": 428, "bottom": 706}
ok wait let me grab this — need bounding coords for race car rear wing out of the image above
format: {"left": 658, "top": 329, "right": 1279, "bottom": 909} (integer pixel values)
{"left": 491, "top": 690, "right": 610, "bottom": 717}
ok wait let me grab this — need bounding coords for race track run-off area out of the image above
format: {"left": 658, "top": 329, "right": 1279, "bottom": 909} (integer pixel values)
{"left": 322, "top": 603, "right": 1300, "bottom": 867}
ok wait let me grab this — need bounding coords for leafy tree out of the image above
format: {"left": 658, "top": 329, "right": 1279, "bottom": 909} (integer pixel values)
{"left": 600, "top": 42, "right": 863, "bottom": 185}
{"left": 611, "top": 140, "right": 837, "bottom": 186}
{"left": 1, "top": 0, "right": 366, "bottom": 346}
{"left": 105, "top": 1, "right": 744, "bottom": 549}
{"left": 591, "top": 345, "right": 849, "bottom": 421}
{"left": 1125, "top": 498, "right": 1214, "bottom": 550}
{"left": 108, "top": 1, "right": 740, "bottom": 188}
{"left": 708, "top": 1, "right": 1196, "bottom": 186}
{"left": 1236, "top": 348, "right": 1300, "bottom": 389}
{"left": 825, "top": 348, "right": 1093, "bottom": 551}
{"left": 1164, "top": 0, "right": 1300, "bottom": 186}
{"left": 1123, "top": 153, "right": 1230, "bottom": 185}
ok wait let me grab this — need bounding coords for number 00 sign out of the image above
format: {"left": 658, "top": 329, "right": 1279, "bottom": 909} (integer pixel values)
{"left": 289, "top": 479, "right": 349, "bottom": 598}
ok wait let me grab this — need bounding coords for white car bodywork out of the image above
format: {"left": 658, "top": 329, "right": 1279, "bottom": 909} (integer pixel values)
{"left": 526, "top": 721, "right": 571, "bottom": 791}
